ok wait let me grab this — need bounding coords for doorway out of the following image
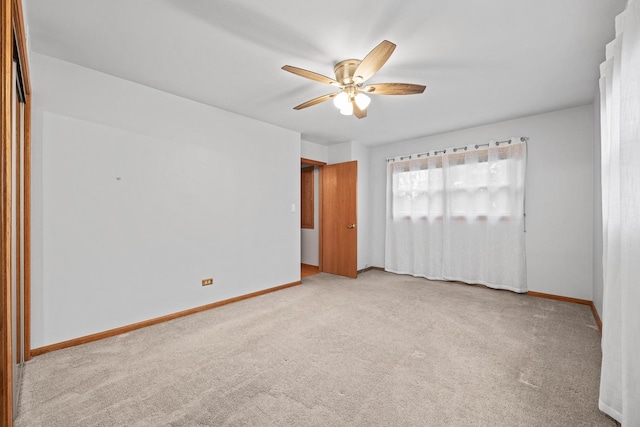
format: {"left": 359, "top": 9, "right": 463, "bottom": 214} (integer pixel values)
{"left": 300, "top": 158, "right": 325, "bottom": 278}
{"left": 300, "top": 158, "right": 358, "bottom": 279}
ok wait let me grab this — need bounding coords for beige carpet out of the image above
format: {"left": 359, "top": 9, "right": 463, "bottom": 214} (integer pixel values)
{"left": 16, "top": 270, "right": 613, "bottom": 426}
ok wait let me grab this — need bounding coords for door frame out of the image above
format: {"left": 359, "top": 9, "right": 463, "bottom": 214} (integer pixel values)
{"left": 1, "top": 0, "right": 31, "bottom": 424}
{"left": 301, "top": 158, "right": 326, "bottom": 272}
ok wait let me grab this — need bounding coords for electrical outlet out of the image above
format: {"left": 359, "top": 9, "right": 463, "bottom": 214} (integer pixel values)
{"left": 202, "top": 278, "right": 213, "bottom": 286}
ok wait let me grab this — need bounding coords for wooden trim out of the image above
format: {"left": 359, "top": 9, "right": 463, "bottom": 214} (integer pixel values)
{"left": 300, "top": 157, "right": 327, "bottom": 167}
{"left": 0, "top": 2, "right": 30, "bottom": 423}
{"left": 527, "top": 291, "right": 603, "bottom": 333}
{"left": 300, "top": 158, "right": 325, "bottom": 271}
{"left": 10, "top": 0, "right": 29, "bottom": 95}
{"left": 301, "top": 263, "right": 318, "bottom": 269}
{"left": 10, "top": 14, "right": 30, "bottom": 375}
{"left": 1, "top": 0, "right": 15, "bottom": 423}
{"left": 318, "top": 165, "right": 323, "bottom": 272}
{"left": 31, "top": 280, "right": 302, "bottom": 357}
{"left": 526, "top": 291, "right": 592, "bottom": 306}
{"left": 300, "top": 166, "right": 314, "bottom": 229}
{"left": 14, "top": 94, "right": 20, "bottom": 367}
{"left": 300, "top": 158, "right": 326, "bottom": 274}
{"left": 22, "top": 93, "right": 29, "bottom": 361}
{"left": 590, "top": 302, "right": 603, "bottom": 334}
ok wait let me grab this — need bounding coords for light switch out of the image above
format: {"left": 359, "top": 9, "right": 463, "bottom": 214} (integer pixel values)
{"left": 291, "top": 203, "right": 296, "bottom": 213}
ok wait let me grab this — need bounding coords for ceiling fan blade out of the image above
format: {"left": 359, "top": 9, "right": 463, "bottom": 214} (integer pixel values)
{"left": 362, "top": 83, "right": 426, "bottom": 95}
{"left": 293, "top": 93, "right": 339, "bottom": 110}
{"left": 282, "top": 65, "right": 340, "bottom": 86}
{"left": 353, "top": 101, "right": 367, "bottom": 119}
{"left": 353, "top": 40, "right": 396, "bottom": 83}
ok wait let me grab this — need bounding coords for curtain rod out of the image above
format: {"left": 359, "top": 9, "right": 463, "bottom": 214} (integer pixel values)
{"left": 387, "top": 137, "right": 528, "bottom": 162}
{"left": 476, "top": 136, "right": 529, "bottom": 149}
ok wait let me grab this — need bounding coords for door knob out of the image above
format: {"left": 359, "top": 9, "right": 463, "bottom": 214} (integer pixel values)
{"left": 347, "top": 224, "right": 357, "bottom": 229}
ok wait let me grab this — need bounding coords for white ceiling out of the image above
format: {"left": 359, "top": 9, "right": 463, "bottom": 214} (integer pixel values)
{"left": 25, "top": 0, "right": 625, "bottom": 146}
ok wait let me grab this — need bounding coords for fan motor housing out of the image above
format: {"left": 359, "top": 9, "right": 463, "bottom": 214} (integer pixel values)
{"left": 334, "top": 59, "right": 362, "bottom": 85}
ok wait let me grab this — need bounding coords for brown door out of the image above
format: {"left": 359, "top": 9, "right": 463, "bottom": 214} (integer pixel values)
{"left": 322, "top": 161, "right": 357, "bottom": 278}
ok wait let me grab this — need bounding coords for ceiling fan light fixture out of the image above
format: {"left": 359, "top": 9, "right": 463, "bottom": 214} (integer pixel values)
{"left": 283, "top": 40, "right": 425, "bottom": 120}
{"left": 340, "top": 102, "right": 354, "bottom": 116}
{"left": 354, "top": 93, "right": 371, "bottom": 110}
{"left": 333, "top": 92, "right": 349, "bottom": 109}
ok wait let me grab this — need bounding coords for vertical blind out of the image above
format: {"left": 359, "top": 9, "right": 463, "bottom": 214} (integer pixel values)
{"left": 385, "top": 138, "right": 527, "bottom": 292}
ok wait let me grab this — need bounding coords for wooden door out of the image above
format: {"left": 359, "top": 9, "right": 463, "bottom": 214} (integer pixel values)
{"left": 322, "top": 161, "right": 357, "bottom": 278}
{"left": 2, "top": 1, "right": 31, "bottom": 423}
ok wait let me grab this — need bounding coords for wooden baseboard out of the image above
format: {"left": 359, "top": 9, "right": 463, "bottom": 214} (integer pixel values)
{"left": 527, "top": 291, "right": 602, "bottom": 334}
{"left": 526, "top": 291, "right": 591, "bottom": 305}
{"left": 32, "top": 276, "right": 602, "bottom": 358}
{"left": 300, "top": 263, "right": 318, "bottom": 269}
{"left": 31, "top": 280, "right": 302, "bottom": 357}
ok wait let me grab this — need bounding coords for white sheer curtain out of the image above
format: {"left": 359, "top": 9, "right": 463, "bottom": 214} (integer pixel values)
{"left": 385, "top": 138, "right": 527, "bottom": 292}
{"left": 599, "top": 2, "right": 640, "bottom": 424}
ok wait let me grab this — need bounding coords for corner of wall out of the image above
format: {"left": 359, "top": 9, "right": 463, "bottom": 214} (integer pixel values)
{"left": 327, "top": 141, "right": 353, "bottom": 164}
{"left": 592, "top": 93, "right": 604, "bottom": 318}
{"left": 301, "top": 140, "right": 329, "bottom": 163}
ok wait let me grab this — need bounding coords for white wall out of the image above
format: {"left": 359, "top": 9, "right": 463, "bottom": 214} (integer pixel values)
{"left": 301, "top": 139, "right": 328, "bottom": 164}
{"left": 370, "top": 105, "right": 595, "bottom": 300}
{"left": 31, "top": 53, "right": 301, "bottom": 347}
{"left": 328, "top": 141, "right": 352, "bottom": 164}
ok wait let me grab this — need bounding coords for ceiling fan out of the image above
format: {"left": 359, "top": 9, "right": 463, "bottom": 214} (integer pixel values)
{"left": 282, "top": 40, "right": 425, "bottom": 119}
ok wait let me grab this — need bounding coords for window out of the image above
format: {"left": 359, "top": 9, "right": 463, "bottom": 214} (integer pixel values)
{"left": 391, "top": 145, "right": 525, "bottom": 220}
{"left": 385, "top": 139, "right": 528, "bottom": 292}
